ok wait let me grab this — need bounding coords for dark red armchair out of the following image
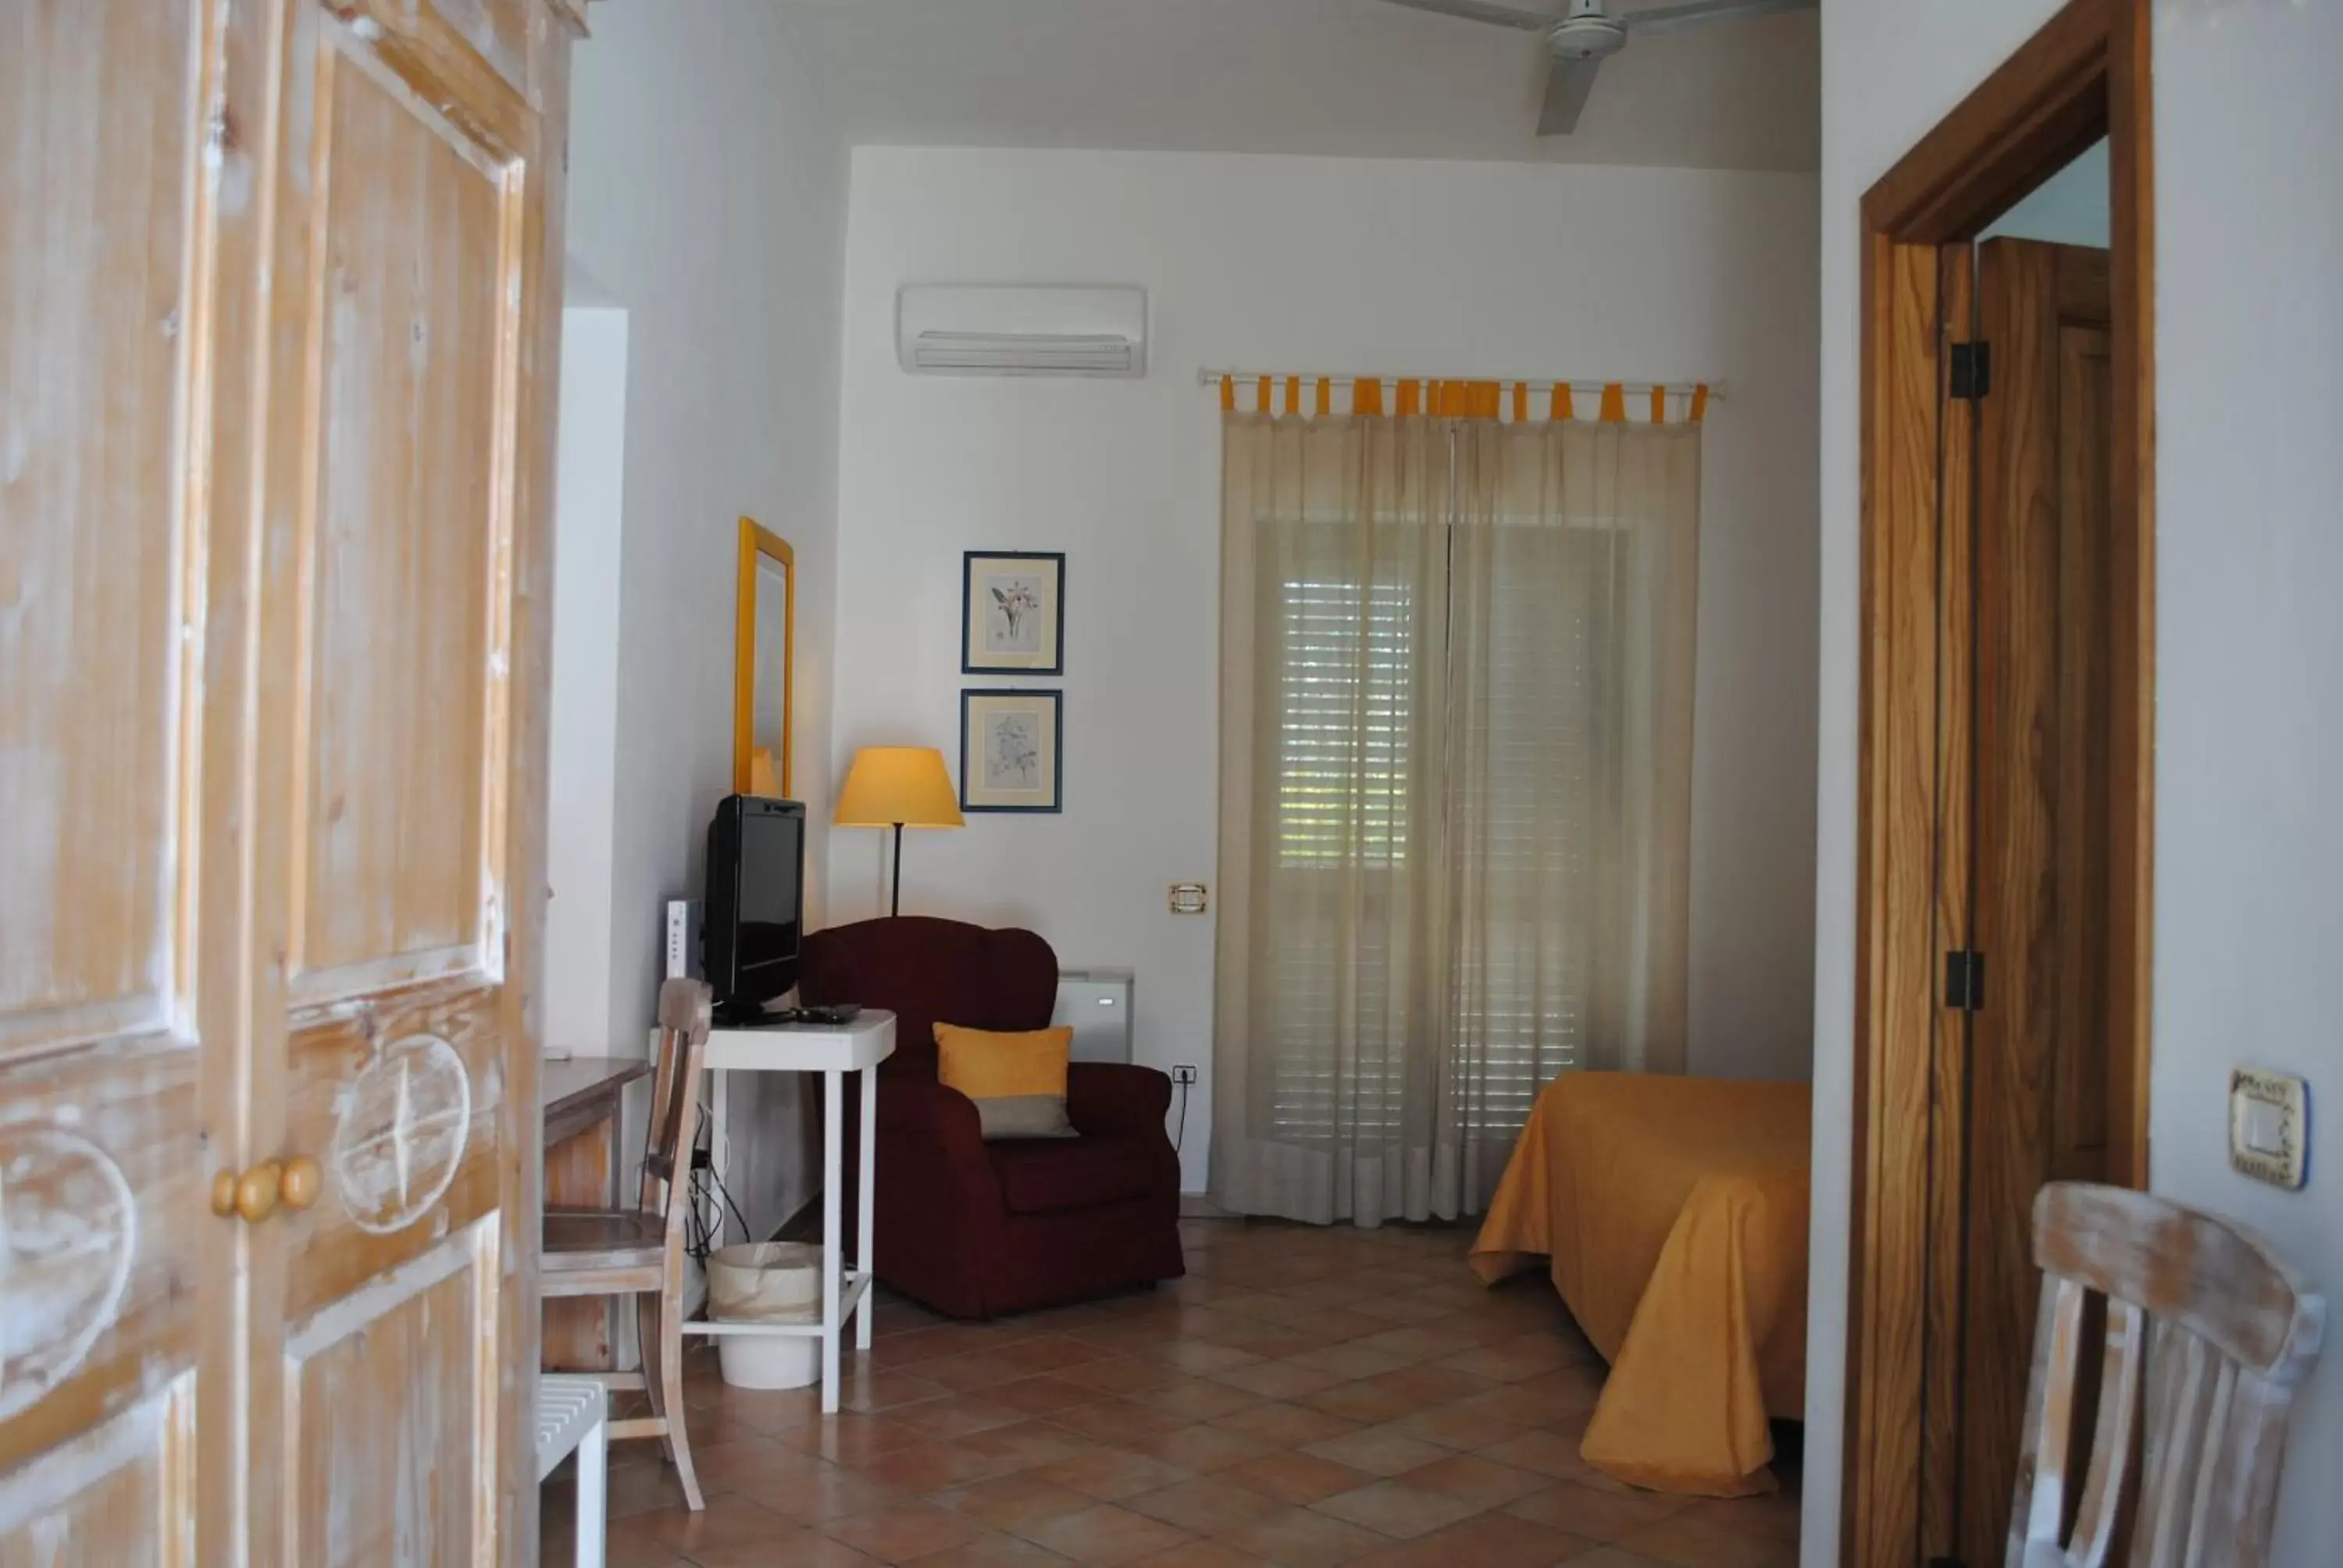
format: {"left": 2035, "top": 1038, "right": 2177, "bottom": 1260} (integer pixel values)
{"left": 800, "top": 916, "right": 1185, "bottom": 1318}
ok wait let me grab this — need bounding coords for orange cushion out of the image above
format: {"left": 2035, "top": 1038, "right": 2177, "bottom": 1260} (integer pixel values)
{"left": 935, "top": 1024, "right": 1075, "bottom": 1139}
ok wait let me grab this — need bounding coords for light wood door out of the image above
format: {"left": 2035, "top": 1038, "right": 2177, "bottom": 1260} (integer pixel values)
{"left": 0, "top": 5, "right": 216, "bottom": 1558}
{"left": 1947, "top": 236, "right": 2117, "bottom": 1564}
{"left": 1, "top": 2, "right": 575, "bottom": 1563}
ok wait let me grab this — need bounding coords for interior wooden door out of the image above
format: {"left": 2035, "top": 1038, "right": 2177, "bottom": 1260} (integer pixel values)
{"left": 0, "top": 3, "right": 220, "bottom": 1559}
{"left": 1952, "top": 235, "right": 2116, "bottom": 1563}
{"left": 2, "top": 1, "right": 573, "bottom": 1562}
{"left": 237, "top": 2, "right": 571, "bottom": 1563}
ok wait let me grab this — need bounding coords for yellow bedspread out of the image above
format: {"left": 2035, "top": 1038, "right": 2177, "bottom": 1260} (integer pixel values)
{"left": 1470, "top": 1073, "right": 1810, "bottom": 1498}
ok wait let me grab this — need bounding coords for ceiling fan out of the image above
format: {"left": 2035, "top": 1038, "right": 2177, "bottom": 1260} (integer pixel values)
{"left": 1373, "top": 0, "right": 1817, "bottom": 137}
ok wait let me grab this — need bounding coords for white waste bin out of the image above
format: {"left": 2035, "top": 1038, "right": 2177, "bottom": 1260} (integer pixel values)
{"left": 707, "top": 1242, "right": 822, "bottom": 1390}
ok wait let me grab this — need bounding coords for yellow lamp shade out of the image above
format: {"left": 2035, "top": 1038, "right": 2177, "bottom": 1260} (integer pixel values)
{"left": 836, "top": 747, "right": 965, "bottom": 829}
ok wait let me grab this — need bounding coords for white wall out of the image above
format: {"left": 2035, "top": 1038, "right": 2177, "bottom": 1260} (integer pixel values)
{"left": 566, "top": 3, "right": 848, "bottom": 1241}
{"left": 829, "top": 147, "right": 1822, "bottom": 1192}
{"left": 2149, "top": 3, "right": 2343, "bottom": 1558}
{"left": 1808, "top": 5, "right": 2343, "bottom": 1563}
{"left": 544, "top": 304, "right": 628, "bottom": 1052}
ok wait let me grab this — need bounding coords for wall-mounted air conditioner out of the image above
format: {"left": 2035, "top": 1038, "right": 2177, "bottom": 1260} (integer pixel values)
{"left": 897, "top": 283, "right": 1148, "bottom": 379}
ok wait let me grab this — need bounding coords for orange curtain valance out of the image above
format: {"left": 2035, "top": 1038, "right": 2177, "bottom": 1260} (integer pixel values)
{"left": 1217, "top": 373, "right": 1710, "bottom": 426}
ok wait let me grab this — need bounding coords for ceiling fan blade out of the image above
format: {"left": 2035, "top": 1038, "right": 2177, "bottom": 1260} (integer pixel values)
{"left": 1536, "top": 55, "right": 1603, "bottom": 135}
{"left": 1371, "top": 0, "right": 1560, "bottom": 32}
{"left": 1621, "top": 0, "right": 1816, "bottom": 36}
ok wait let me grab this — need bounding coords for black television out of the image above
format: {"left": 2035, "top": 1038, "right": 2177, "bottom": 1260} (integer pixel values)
{"left": 704, "top": 795, "right": 804, "bottom": 1024}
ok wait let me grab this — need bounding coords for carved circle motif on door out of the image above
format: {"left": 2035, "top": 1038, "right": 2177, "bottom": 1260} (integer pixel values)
{"left": 330, "top": 1034, "right": 473, "bottom": 1235}
{"left": 0, "top": 1125, "right": 138, "bottom": 1420}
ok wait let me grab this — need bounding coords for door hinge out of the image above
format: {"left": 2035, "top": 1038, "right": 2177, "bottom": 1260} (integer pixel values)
{"left": 1944, "top": 950, "right": 1987, "bottom": 1011}
{"left": 1949, "top": 340, "right": 1992, "bottom": 400}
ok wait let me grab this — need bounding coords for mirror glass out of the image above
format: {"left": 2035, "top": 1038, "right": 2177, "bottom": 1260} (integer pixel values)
{"left": 751, "top": 557, "right": 789, "bottom": 793}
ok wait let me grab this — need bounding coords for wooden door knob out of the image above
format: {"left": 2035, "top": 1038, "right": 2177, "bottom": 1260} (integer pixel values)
{"left": 235, "top": 1160, "right": 283, "bottom": 1223}
{"left": 280, "top": 1155, "right": 324, "bottom": 1212}
{"left": 211, "top": 1168, "right": 240, "bottom": 1218}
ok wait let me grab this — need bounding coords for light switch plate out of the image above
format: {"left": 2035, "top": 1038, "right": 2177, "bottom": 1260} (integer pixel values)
{"left": 1168, "top": 882, "right": 1209, "bottom": 915}
{"left": 2228, "top": 1067, "right": 2309, "bottom": 1190}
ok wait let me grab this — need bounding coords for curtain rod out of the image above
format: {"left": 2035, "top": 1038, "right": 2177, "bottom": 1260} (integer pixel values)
{"left": 1195, "top": 369, "right": 1725, "bottom": 399}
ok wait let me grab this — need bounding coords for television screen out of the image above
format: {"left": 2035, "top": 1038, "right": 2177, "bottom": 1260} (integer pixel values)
{"left": 734, "top": 809, "right": 801, "bottom": 977}
{"left": 705, "top": 795, "right": 804, "bottom": 1017}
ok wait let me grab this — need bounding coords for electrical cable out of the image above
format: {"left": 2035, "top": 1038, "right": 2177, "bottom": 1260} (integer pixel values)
{"left": 681, "top": 1099, "right": 749, "bottom": 1260}
{"left": 715, "top": 1174, "right": 749, "bottom": 1245}
{"left": 686, "top": 1168, "right": 715, "bottom": 1260}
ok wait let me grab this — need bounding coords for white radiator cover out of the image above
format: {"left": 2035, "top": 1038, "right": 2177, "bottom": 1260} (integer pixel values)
{"left": 1053, "top": 968, "right": 1134, "bottom": 1064}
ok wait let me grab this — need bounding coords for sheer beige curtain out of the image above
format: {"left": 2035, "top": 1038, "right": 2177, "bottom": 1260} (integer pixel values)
{"left": 1212, "top": 393, "right": 1700, "bottom": 1226}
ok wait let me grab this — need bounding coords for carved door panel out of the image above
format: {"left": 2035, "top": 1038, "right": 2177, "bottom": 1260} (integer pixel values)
{"left": 237, "top": 2, "right": 569, "bottom": 1564}
{"left": 2, "top": 1, "right": 572, "bottom": 1563}
{"left": 1, "top": 2, "right": 223, "bottom": 1560}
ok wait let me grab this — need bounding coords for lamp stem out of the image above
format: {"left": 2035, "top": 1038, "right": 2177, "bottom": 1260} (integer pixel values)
{"left": 890, "top": 821, "right": 904, "bottom": 918}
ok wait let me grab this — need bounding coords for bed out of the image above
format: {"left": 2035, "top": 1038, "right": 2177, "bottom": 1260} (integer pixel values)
{"left": 1470, "top": 1071, "right": 1810, "bottom": 1498}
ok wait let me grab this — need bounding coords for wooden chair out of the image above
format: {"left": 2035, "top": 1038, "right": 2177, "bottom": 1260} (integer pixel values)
{"left": 543, "top": 978, "right": 711, "bottom": 1511}
{"left": 2007, "top": 1182, "right": 2327, "bottom": 1568}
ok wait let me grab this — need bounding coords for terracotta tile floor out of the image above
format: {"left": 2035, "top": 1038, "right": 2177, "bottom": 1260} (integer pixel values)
{"left": 541, "top": 1220, "right": 1800, "bottom": 1568}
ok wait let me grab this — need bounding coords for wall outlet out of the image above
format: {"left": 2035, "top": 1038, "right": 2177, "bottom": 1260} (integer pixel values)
{"left": 2229, "top": 1067, "right": 2309, "bottom": 1190}
{"left": 1171, "top": 1064, "right": 1200, "bottom": 1085}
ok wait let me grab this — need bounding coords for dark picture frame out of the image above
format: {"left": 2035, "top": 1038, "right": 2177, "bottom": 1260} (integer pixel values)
{"left": 959, "top": 688, "right": 1064, "bottom": 814}
{"left": 961, "top": 551, "right": 1067, "bottom": 676}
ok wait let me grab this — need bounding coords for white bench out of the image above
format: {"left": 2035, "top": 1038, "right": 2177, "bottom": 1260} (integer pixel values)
{"left": 536, "top": 1374, "right": 609, "bottom": 1568}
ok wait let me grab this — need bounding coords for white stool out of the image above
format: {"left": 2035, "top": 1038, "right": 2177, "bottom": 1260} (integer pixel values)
{"left": 536, "top": 1374, "right": 608, "bottom": 1568}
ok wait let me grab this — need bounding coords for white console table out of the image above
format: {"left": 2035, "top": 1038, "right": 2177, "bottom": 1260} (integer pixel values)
{"left": 683, "top": 1009, "right": 896, "bottom": 1413}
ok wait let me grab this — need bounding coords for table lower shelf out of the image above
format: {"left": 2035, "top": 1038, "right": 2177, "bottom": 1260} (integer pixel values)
{"left": 679, "top": 1270, "right": 872, "bottom": 1337}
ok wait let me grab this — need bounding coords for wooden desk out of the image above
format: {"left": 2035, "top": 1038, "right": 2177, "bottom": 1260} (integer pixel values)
{"left": 546, "top": 1056, "right": 653, "bottom": 1146}
{"left": 542, "top": 1055, "right": 653, "bottom": 1370}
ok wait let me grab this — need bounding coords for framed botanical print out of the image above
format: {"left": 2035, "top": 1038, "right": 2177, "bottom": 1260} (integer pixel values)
{"left": 961, "top": 689, "right": 1063, "bottom": 814}
{"left": 961, "top": 551, "right": 1065, "bottom": 675}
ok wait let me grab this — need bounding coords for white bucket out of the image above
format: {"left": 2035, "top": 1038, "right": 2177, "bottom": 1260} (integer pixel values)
{"left": 708, "top": 1242, "right": 822, "bottom": 1390}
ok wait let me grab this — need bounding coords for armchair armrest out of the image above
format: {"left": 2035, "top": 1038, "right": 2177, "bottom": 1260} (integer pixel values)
{"left": 1065, "top": 1062, "right": 1174, "bottom": 1142}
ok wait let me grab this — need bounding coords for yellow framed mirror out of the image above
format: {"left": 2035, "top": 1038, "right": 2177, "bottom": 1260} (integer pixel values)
{"left": 734, "top": 518, "right": 795, "bottom": 797}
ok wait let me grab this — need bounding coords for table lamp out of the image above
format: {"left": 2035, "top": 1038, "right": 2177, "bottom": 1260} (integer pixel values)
{"left": 836, "top": 746, "right": 965, "bottom": 917}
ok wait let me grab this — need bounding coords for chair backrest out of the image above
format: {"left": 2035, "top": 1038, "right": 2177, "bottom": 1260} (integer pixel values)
{"left": 798, "top": 915, "right": 1057, "bottom": 1078}
{"left": 639, "top": 978, "right": 711, "bottom": 1249}
{"left": 2006, "top": 1182, "right": 2326, "bottom": 1568}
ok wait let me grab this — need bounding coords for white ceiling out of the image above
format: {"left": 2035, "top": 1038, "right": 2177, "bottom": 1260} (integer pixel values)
{"left": 775, "top": 0, "right": 1820, "bottom": 174}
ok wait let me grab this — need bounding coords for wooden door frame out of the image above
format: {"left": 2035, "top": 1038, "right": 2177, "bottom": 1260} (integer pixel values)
{"left": 1842, "top": 2, "right": 2155, "bottom": 1563}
